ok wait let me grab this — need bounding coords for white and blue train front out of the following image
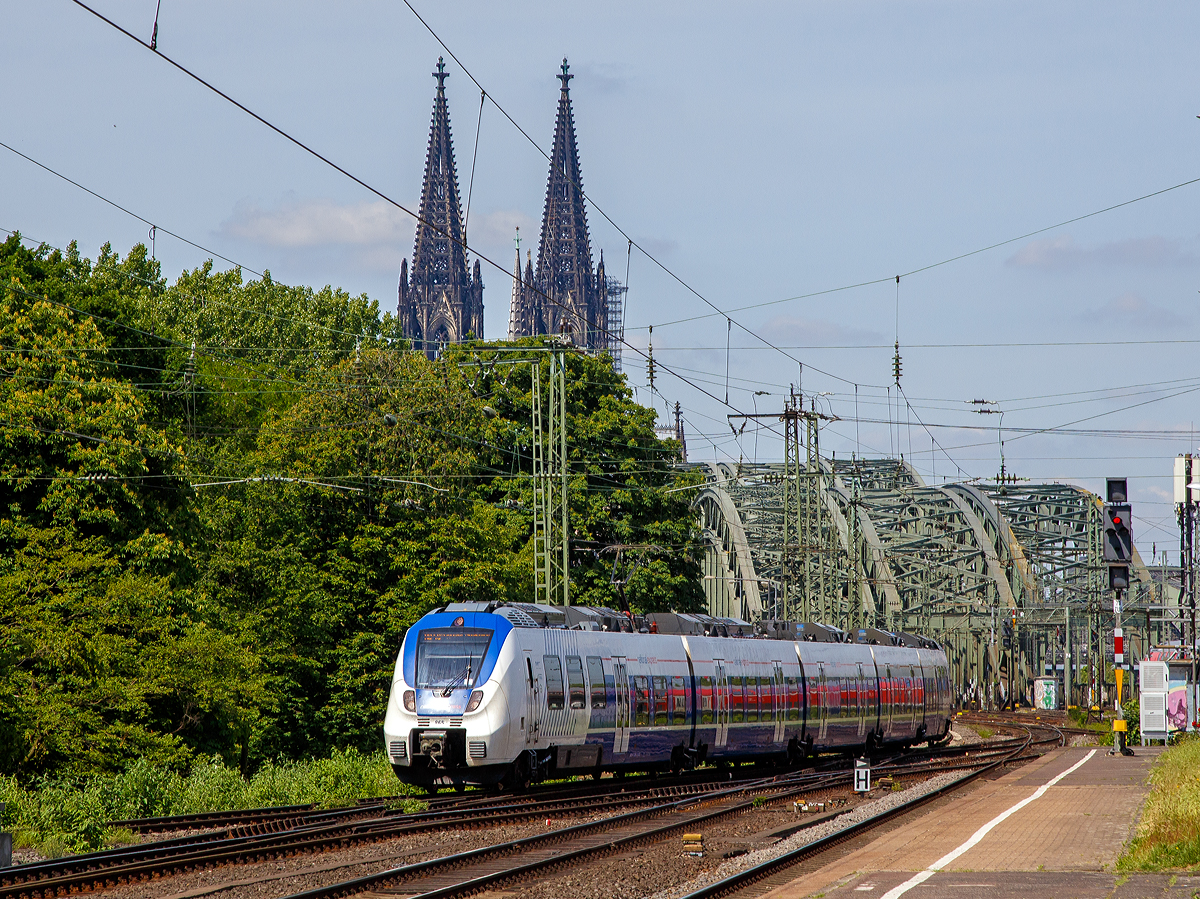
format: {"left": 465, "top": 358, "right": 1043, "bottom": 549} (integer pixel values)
{"left": 383, "top": 602, "right": 952, "bottom": 791}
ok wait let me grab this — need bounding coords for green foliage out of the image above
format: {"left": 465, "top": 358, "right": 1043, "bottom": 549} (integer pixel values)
{"left": 1120, "top": 734, "right": 1200, "bottom": 870}
{"left": 0, "top": 750, "right": 418, "bottom": 855}
{"left": 1124, "top": 699, "right": 1141, "bottom": 745}
{"left": 1, "top": 233, "right": 703, "bottom": 783}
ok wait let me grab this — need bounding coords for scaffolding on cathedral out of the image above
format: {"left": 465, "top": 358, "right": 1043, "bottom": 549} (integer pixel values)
{"left": 605, "top": 276, "right": 628, "bottom": 372}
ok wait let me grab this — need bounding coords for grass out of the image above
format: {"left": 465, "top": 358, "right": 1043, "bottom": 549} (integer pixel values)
{"left": 0, "top": 749, "right": 424, "bottom": 857}
{"left": 1119, "top": 734, "right": 1200, "bottom": 871}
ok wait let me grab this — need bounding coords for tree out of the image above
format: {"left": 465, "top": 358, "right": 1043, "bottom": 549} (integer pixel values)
{"left": 449, "top": 340, "right": 706, "bottom": 613}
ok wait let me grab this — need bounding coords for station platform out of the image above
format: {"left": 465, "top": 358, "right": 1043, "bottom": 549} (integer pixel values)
{"left": 764, "top": 744, "right": 1200, "bottom": 898}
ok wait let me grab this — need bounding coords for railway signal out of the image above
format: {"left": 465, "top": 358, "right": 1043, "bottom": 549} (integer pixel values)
{"left": 1103, "top": 504, "right": 1133, "bottom": 563}
{"left": 1105, "top": 478, "right": 1133, "bottom": 723}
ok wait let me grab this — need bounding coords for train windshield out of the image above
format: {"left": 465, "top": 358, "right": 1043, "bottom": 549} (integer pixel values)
{"left": 415, "top": 628, "right": 493, "bottom": 691}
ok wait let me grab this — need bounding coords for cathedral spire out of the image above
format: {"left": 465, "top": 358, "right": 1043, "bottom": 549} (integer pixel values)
{"left": 508, "top": 227, "right": 524, "bottom": 341}
{"left": 399, "top": 58, "right": 483, "bottom": 356}
{"left": 534, "top": 57, "right": 599, "bottom": 348}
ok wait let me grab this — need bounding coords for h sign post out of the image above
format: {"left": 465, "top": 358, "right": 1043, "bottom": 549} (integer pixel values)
{"left": 854, "top": 758, "right": 871, "bottom": 793}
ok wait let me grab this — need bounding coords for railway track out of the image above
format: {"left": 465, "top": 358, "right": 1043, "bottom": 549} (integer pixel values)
{"left": 0, "top": 766, "right": 848, "bottom": 899}
{"left": 3, "top": 726, "right": 1045, "bottom": 899}
{"left": 103, "top": 762, "right": 827, "bottom": 835}
{"left": 274, "top": 735, "right": 1045, "bottom": 899}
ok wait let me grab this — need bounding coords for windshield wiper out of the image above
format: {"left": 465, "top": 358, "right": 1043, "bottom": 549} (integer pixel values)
{"left": 442, "top": 661, "right": 472, "bottom": 697}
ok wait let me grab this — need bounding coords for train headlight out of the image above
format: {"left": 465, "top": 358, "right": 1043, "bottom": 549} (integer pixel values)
{"left": 465, "top": 690, "right": 484, "bottom": 713}
{"left": 403, "top": 689, "right": 416, "bottom": 712}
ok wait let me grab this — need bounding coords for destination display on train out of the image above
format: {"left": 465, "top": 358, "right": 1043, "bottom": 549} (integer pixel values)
{"left": 419, "top": 628, "right": 492, "bottom": 643}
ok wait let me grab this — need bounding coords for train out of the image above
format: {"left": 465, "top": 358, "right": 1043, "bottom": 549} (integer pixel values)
{"left": 382, "top": 602, "right": 953, "bottom": 792}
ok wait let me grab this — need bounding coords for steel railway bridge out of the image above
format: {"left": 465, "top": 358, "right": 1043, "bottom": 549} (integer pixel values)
{"left": 691, "top": 458, "right": 1168, "bottom": 710}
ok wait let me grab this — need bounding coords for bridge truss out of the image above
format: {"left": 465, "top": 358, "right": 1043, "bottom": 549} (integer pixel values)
{"left": 692, "top": 456, "right": 1162, "bottom": 710}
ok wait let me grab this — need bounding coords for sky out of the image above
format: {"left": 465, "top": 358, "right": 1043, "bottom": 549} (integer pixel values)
{"left": 3, "top": 1, "right": 1199, "bottom": 561}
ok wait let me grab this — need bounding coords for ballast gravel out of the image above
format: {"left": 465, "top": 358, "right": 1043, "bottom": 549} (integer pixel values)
{"left": 89, "top": 812, "right": 612, "bottom": 899}
{"left": 644, "top": 769, "right": 968, "bottom": 899}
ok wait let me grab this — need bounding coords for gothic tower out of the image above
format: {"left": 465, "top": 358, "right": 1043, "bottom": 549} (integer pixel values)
{"left": 399, "top": 58, "right": 484, "bottom": 357}
{"left": 508, "top": 59, "right": 605, "bottom": 350}
{"left": 507, "top": 228, "right": 539, "bottom": 340}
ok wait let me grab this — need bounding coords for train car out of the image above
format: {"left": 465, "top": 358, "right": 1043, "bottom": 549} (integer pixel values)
{"left": 382, "top": 602, "right": 952, "bottom": 792}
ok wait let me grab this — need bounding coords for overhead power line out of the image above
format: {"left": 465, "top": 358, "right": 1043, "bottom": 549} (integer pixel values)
{"left": 64, "top": 0, "right": 795, "bottom": 435}
{"left": 395, "top": 2, "right": 877, "bottom": 391}
{"left": 639, "top": 176, "right": 1200, "bottom": 331}
{"left": 0, "top": 140, "right": 263, "bottom": 277}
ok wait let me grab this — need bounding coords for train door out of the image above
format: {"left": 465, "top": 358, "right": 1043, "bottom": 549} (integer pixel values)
{"left": 817, "top": 664, "right": 828, "bottom": 743}
{"left": 772, "top": 661, "right": 786, "bottom": 743}
{"left": 882, "top": 664, "right": 892, "bottom": 740}
{"left": 524, "top": 653, "right": 541, "bottom": 746}
{"left": 857, "top": 662, "right": 867, "bottom": 738}
{"left": 713, "top": 659, "right": 729, "bottom": 747}
{"left": 910, "top": 664, "right": 920, "bottom": 734}
{"left": 613, "top": 657, "right": 630, "bottom": 754}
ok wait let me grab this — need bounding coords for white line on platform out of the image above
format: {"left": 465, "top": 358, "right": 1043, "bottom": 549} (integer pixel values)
{"left": 877, "top": 749, "right": 1097, "bottom": 899}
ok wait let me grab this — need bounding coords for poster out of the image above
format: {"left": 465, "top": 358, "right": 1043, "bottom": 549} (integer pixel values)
{"left": 1168, "top": 669, "right": 1190, "bottom": 733}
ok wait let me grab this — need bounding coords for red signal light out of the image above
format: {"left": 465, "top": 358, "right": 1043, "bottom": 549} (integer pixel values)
{"left": 1113, "top": 516, "right": 1122, "bottom": 525}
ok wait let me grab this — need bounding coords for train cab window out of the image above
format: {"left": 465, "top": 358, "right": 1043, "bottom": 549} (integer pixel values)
{"left": 634, "top": 676, "right": 651, "bottom": 726}
{"left": 744, "top": 676, "right": 759, "bottom": 722}
{"left": 544, "top": 655, "right": 565, "bottom": 710}
{"left": 566, "top": 656, "right": 586, "bottom": 709}
{"left": 700, "top": 675, "right": 714, "bottom": 724}
{"left": 653, "top": 676, "right": 669, "bottom": 725}
{"left": 671, "top": 676, "right": 686, "bottom": 724}
{"left": 586, "top": 656, "right": 607, "bottom": 709}
{"left": 785, "top": 676, "right": 801, "bottom": 721}
{"left": 729, "top": 675, "right": 744, "bottom": 723}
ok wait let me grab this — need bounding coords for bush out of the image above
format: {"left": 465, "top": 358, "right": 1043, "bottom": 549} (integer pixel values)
{"left": 0, "top": 750, "right": 420, "bottom": 856}
{"left": 1123, "top": 699, "right": 1141, "bottom": 745}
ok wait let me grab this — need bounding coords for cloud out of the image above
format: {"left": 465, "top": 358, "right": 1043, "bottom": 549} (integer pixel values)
{"left": 1078, "top": 290, "right": 1189, "bottom": 330}
{"left": 1145, "top": 485, "right": 1173, "bottom": 504}
{"left": 757, "top": 314, "right": 883, "bottom": 346}
{"left": 635, "top": 236, "right": 680, "bottom": 258}
{"left": 466, "top": 208, "right": 538, "bottom": 255}
{"left": 1007, "top": 234, "right": 1195, "bottom": 271}
{"left": 220, "top": 195, "right": 413, "bottom": 248}
{"left": 573, "top": 62, "right": 630, "bottom": 94}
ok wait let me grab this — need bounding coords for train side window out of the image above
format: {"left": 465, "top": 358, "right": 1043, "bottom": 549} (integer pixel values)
{"left": 586, "top": 656, "right": 607, "bottom": 709}
{"left": 729, "top": 675, "right": 744, "bottom": 723}
{"left": 786, "top": 676, "right": 801, "bottom": 721}
{"left": 634, "top": 675, "right": 651, "bottom": 726}
{"left": 672, "top": 675, "right": 686, "bottom": 723}
{"left": 544, "top": 655, "right": 565, "bottom": 710}
{"left": 566, "top": 656, "right": 586, "bottom": 709}
{"left": 653, "top": 675, "right": 669, "bottom": 725}
{"left": 700, "top": 675, "right": 714, "bottom": 723}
